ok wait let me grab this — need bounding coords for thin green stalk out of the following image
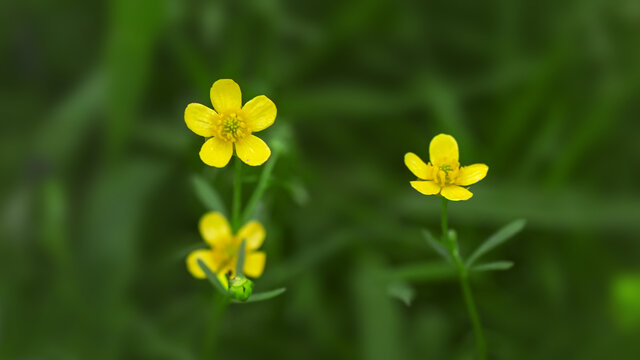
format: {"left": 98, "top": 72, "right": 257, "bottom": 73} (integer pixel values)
{"left": 232, "top": 156, "right": 243, "bottom": 232}
{"left": 459, "top": 272, "right": 486, "bottom": 359}
{"left": 441, "top": 197, "right": 487, "bottom": 360}
{"left": 441, "top": 198, "right": 449, "bottom": 241}
{"left": 202, "top": 157, "right": 241, "bottom": 359}
{"left": 202, "top": 293, "right": 230, "bottom": 359}
{"left": 241, "top": 151, "right": 278, "bottom": 224}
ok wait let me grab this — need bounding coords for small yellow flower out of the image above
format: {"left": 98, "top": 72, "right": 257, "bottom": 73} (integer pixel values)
{"left": 186, "top": 212, "right": 267, "bottom": 289}
{"left": 185, "top": 79, "right": 277, "bottom": 167}
{"left": 405, "top": 134, "right": 488, "bottom": 201}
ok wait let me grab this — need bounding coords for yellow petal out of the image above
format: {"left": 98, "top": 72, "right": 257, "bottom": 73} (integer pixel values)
{"left": 213, "top": 267, "right": 233, "bottom": 289}
{"left": 200, "top": 137, "right": 233, "bottom": 168}
{"left": 186, "top": 249, "right": 216, "bottom": 279}
{"left": 210, "top": 79, "right": 242, "bottom": 113}
{"left": 217, "top": 272, "right": 229, "bottom": 289}
{"left": 410, "top": 180, "right": 441, "bottom": 195}
{"left": 244, "top": 251, "right": 266, "bottom": 278}
{"left": 214, "top": 255, "right": 236, "bottom": 289}
{"left": 456, "top": 164, "right": 488, "bottom": 186}
{"left": 199, "top": 212, "right": 231, "bottom": 247}
{"left": 429, "top": 134, "right": 459, "bottom": 166}
{"left": 184, "top": 103, "right": 217, "bottom": 137}
{"left": 404, "top": 152, "right": 433, "bottom": 180}
{"left": 235, "top": 135, "right": 271, "bottom": 166}
{"left": 242, "top": 95, "right": 276, "bottom": 132}
{"left": 237, "top": 221, "right": 265, "bottom": 250}
{"left": 441, "top": 185, "right": 473, "bottom": 201}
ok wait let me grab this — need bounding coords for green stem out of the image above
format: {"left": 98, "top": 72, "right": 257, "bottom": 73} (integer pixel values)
{"left": 232, "top": 156, "right": 243, "bottom": 232}
{"left": 441, "top": 197, "right": 487, "bottom": 360}
{"left": 459, "top": 272, "right": 486, "bottom": 359}
{"left": 202, "top": 293, "right": 230, "bottom": 360}
{"left": 441, "top": 197, "right": 448, "bottom": 241}
{"left": 241, "top": 150, "right": 278, "bottom": 224}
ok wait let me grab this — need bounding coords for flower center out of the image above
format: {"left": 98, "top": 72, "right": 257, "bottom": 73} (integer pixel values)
{"left": 433, "top": 162, "right": 459, "bottom": 186}
{"left": 216, "top": 112, "right": 249, "bottom": 142}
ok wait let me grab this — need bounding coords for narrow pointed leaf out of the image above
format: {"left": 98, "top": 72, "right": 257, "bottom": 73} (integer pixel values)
{"left": 236, "top": 287, "right": 286, "bottom": 303}
{"left": 198, "top": 259, "right": 229, "bottom": 296}
{"left": 387, "top": 281, "right": 415, "bottom": 306}
{"left": 422, "top": 229, "right": 450, "bottom": 261}
{"left": 241, "top": 150, "right": 278, "bottom": 224}
{"left": 191, "top": 174, "right": 227, "bottom": 216}
{"left": 466, "top": 219, "right": 526, "bottom": 267}
{"left": 471, "top": 261, "right": 514, "bottom": 272}
{"left": 235, "top": 239, "right": 246, "bottom": 276}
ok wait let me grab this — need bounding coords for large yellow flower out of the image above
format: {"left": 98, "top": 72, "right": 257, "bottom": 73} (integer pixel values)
{"left": 405, "top": 134, "right": 488, "bottom": 201}
{"left": 186, "top": 212, "right": 267, "bottom": 288}
{"left": 185, "top": 79, "right": 277, "bottom": 167}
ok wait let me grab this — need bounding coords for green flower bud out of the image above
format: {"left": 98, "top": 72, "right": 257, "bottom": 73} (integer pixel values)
{"left": 228, "top": 275, "right": 254, "bottom": 302}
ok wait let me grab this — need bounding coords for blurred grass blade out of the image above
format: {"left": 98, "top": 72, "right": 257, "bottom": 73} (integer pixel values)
{"left": 239, "top": 288, "right": 286, "bottom": 303}
{"left": 384, "top": 262, "right": 455, "bottom": 283}
{"left": 198, "top": 259, "right": 228, "bottom": 296}
{"left": 387, "top": 281, "right": 415, "bottom": 307}
{"left": 353, "top": 253, "right": 406, "bottom": 360}
{"left": 264, "top": 228, "right": 360, "bottom": 287}
{"left": 466, "top": 219, "right": 526, "bottom": 267}
{"left": 235, "top": 239, "right": 246, "bottom": 276}
{"left": 422, "top": 229, "right": 449, "bottom": 261}
{"left": 191, "top": 174, "right": 227, "bottom": 216}
{"left": 471, "top": 261, "right": 514, "bottom": 272}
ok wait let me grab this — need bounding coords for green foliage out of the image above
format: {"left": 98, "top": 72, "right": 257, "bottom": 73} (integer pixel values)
{"left": 242, "top": 288, "right": 287, "bottom": 303}
{"left": 612, "top": 273, "right": 640, "bottom": 331}
{"left": 235, "top": 239, "right": 246, "bottom": 276}
{"left": 191, "top": 174, "right": 227, "bottom": 216}
{"left": 387, "top": 281, "right": 416, "bottom": 306}
{"left": 2, "top": 0, "right": 640, "bottom": 358}
{"left": 466, "top": 219, "right": 526, "bottom": 267}
{"left": 422, "top": 229, "right": 450, "bottom": 262}
{"left": 385, "top": 262, "right": 456, "bottom": 282}
{"left": 471, "top": 261, "right": 514, "bottom": 272}
{"left": 198, "top": 258, "right": 285, "bottom": 304}
{"left": 198, "top": 259, "right": 228, "bottom": 296}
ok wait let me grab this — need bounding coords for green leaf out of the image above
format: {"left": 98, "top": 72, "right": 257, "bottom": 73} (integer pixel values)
{"left": 241, "top": 149, "right": 278, "bottom": 225}
{"left": 235, "top": 239, "right": 246, "bottom": 276}
{"left": 387, "top": 281, "right": 415, "bottom": 306}
{"left": 197, "top": 259, "right": 229, "bottom": 296}
{"left": 191, "top": 174, "right": 227, "bottom": 216}
{"left": 471, "top": 261, "right": 514, "bottom": 272}
{"left": 236, "top": 287, "right": 286, "bottom": 303}
{"left": 422, "top": 229, "right": 449, "bottom": 262}
{"left": 466, "top": 219, "right": 526, "bottom": 267}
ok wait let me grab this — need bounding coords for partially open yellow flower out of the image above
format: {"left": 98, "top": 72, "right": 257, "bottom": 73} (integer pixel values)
{"left": 405, "top": 134, "right": 488, "bottom": 201}
{"left": 186, "top": 212, "right": 267, "bottom": 289}
{"left": 185, "top": 79, "right": 277, "bottom": 167}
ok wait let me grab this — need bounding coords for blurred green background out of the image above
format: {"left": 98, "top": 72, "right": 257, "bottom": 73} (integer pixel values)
{"left": 2, "top": 0, "right": 640, "bottom": 359}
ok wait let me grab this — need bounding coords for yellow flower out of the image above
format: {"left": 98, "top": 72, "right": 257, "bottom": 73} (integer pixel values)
{"left": 405, "top": 134, "right": 488, "bottom": 201}
{"left": 184, "top": 79, "right": 277, "bottom": 167}
{"left": 186, "top": 212, "right": 267, "bottom": 289}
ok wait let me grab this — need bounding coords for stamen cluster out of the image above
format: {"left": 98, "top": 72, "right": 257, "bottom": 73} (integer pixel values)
{"left": 216, "top": 112, "right": 250, "bottom": 142}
